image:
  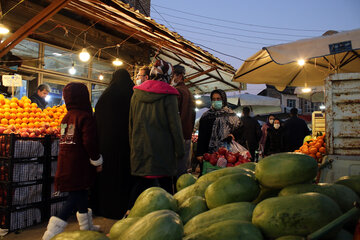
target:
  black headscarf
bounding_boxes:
[92,68,134,218]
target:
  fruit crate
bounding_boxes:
[0,203,45,232]
[0,134,46,159]
[49,198,67,217]
[0,181,44,207]
[0,158,44,183]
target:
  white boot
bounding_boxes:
[76,209,100,231]
[42,216,67,240]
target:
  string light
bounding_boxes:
[112,58,123,66]
[297,59,305,66]
[68,62,76,75]
[194,94,201,99]
[319,105,325,110]
[79,48,90,62]
[0,23,10,35]
[195,99,202,105]
[98,73,104,80]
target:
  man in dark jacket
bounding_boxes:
[283,107,311,152]
[238,106,262,161]
[172,65,195,177]
[29,84,51,109]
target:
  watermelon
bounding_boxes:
[255,152,317,189]
[252,193,342,238]
[51,231,109,240]
[196,166,255,185]
[119,210,183,240]
[184,202,255,236]
[128,187,177,218]
[176,173,197,192]
[236,162,256,171]
[108,217,140,240]
[205,173,260,209]
[183,220,263,240]
[177,196,208,224]
[335,175,360,196]
[252,186,280,205]
[173,181,212,206]
[333,229,353,240]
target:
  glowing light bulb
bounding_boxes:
[319,105,326,110]
[98,74,104,80]
[69,66,76,75]
[0,24,10,35]
[194,94,201,99]
[79,48,90,62]
[45,95,51,101]
[298,59,305,66]
[302,87,311,93]
[236,112,242,117]
[195,108,199,112]
[112,58,123,66]
[195,100,203,105]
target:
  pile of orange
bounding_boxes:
[295,134,326,162]
[0,94,66,129]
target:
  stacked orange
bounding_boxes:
[295,134,326,162]
[0,94,66,129]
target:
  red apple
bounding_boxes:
[29,132,36,138]
[209,153,218,166]
[0,127,6,134]
[20,132,30,138]
[3,129,12,134]
[8,125,16,132]
[34,128,41,136]
[226,163,234,167]
[46,127,54,135]
[217,147,228,155]
[226,152,237,164]
[234,161,241,166]
[203,153,211,161]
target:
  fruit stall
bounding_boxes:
[0,94,66,233]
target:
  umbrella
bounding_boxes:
[233,29,360,91]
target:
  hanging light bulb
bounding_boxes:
[0,23,10,35]
[302,87,311,93]
[69,63,76,75]
[98,73,104,80]
[79,48,90,62]
[297,59,305,66]
[194,94,201,99]
[195,99,203,105]
[112,58,123,66]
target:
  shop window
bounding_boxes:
[43,82,65,107]
[10,39,39,68]
[91,84,107,108]
[44,45,88,78]
[13,80,28,99]
[91,59,115,83]
[287,99,296,108]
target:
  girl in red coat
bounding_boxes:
[42,83,103,240]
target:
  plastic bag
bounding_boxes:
[229,140,251,159]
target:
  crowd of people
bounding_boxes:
[41,60,310,240]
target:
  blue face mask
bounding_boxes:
[212,100,223,110]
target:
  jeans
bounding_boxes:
[57,190,88,221]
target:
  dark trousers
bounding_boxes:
[57,190,88,221]
[128,176,173,210]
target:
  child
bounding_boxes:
[42,83,103,240]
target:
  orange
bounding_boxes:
[15,118,22,124]
[24,107,31,113]
[23,112,29,118]
[10,108,17,114]
[36,108,42,113]
[1,119,8,125]
[21,123,27,128]
[4,112,11,119]
[302,148,309,155]
[314,143,322,149]
[28,123,34,128]
[29,112,36,118]
[309,147,318,154]
[34,122,41,128]
[31,107,37,113]
[0,108,4,114]
[0,113,4,119]
[23,102,31,108]
[309,153,316,159]
[319,147,326,153]
[10,102,18,108]
[22,117,29,124]
[24,99,31,104]
[17,108,24,113]
[31,103,38,108]
[17,100,24,108]
[16,113,23,119]
[4,99,10,105]
[2,104,10,109]
[15,124,21,129]
[10,113,16,119]
[28,117,35,123]
[317,140,324,146]
[10,97,18,103]
[8,119,15,125]
[316,152,322,158]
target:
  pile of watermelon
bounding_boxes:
[203,147,251,167]
[53,153,360,240]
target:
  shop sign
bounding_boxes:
[2,75,23,87]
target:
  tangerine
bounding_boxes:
[1,119,8,125]
[309,147,318,154]
[319,147,326,153]
[31,103,38,108]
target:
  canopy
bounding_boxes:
[233,29,360,91]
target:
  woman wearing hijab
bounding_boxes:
[92,69,134,219]
[264,118,285,156]
[196,89,241,162]
[259,114,275,156]
[128,60,184,208]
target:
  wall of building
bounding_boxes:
[122,0,151,16]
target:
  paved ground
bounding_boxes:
[3,215,117,240]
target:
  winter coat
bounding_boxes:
[129,80,185,177]
[264,127,284,155]
[55,83,100,192]
[238,116,262,153]
[175,82,196,140]
[93,69,134,219]
[29,93,47,110]
[283,116,310,152]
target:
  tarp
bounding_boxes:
[233,29,360,91]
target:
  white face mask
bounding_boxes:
[269,119,274,124]
[274,123,280,129]
[136,79,142,85]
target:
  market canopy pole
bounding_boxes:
[0,0,72,58]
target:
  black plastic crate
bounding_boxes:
[0,182,43,207]
[0,159,44,183]
[50,198,67,217]
[51,158,58,177]
[0,204,44,232]
[0,134,45,159]
[51,139,60,157]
